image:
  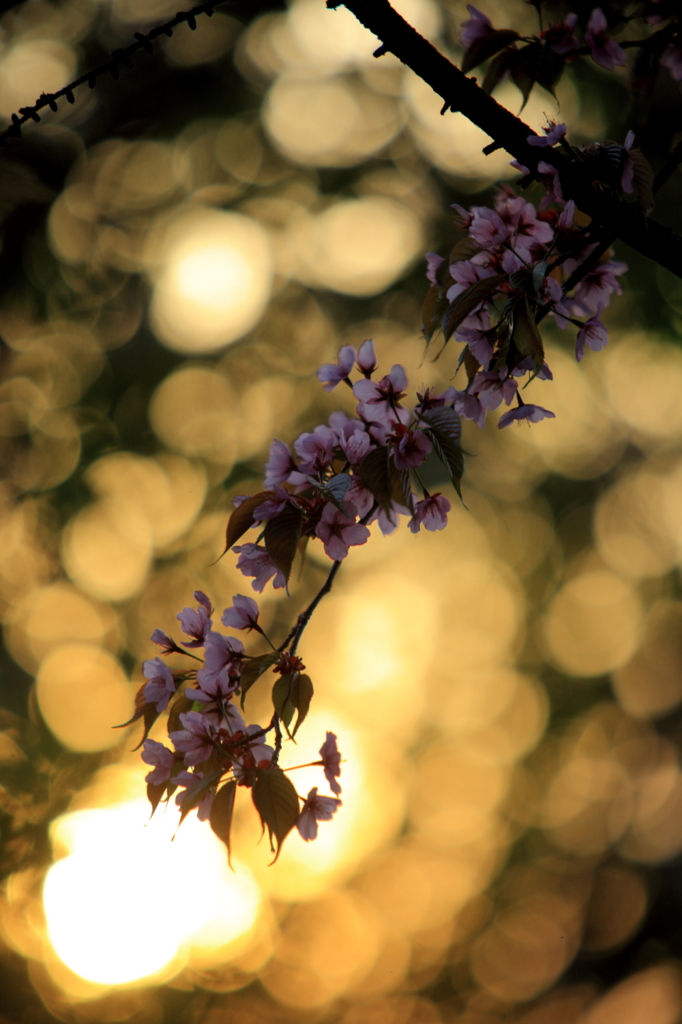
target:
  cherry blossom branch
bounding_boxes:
[330,0,682,278]
[0,0,224,146]
[289,559,343,657]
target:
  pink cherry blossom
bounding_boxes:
[537,161,563,209]
[296,787,342,841]
[221,594,260,630]
[315,501,371,561]
[175,771,214,822]
[467,207,510,251]
[141,738,175,785]
[542,13,578,56]
[263,439,296,488]
[661,43,682,84]
[585,8,626,70]
[459,4,492,49]
[353,365,408,427]
[292,425,336,477]
[471,370,518,410]
[177,593,213,648]
[317,345,356,392]
[455,327,494,366]
[189,632,244,703]
[425,253,444,285]
[570,259,627,315]
[527,121,567,147]
[408,493,451,534]
[253,486,293,522]
[319,732,342,795]
[446,259,497,304]
[170,710,216,766]
[498,403,556,428]
[233,543,286,593]
[150,629,178,654]
[453,391,487,429]
[390,426,432,470]
[575,317,609,362]
[339,427,373,466]
[356,339,377,375]
[142,657,176,712]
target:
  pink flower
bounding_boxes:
[453,391,487,429]
[176,591,213,648]
[317,345,356,392]
[585,8,626,70]
[454,327,494,366]
[141,738,175,785]
[471,370,518,410]
[408,493,451,534]
[542,13,578,56]
[150,629,178,654]
[142,657,176,712]
[175,771,214,822]
[353,365,409,428]
[221,594,260,631]
[263,439,296,489]
[575,317,608,361]
[570,259,627,315]
[319,732,342,796]
[357,339,378,375]
[233,543,286,593]
[493,192,553,259]
[315,501,371,561]
[170,710,216,766]
[339,427,373,466]
[292,425,336,478]
[189,632,244,703]
[253,486,293,522]
[537,161,564,209]
[446,259,497,304]
[390,426,432,470]
[467,207,510,251]
[527,120,567,147]
[661,43,682,84]
[296,787,342,842]
[425,253,444,285]
[498,403,556,428]
[459,4,492,49]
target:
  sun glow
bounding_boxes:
[43,797,262,986]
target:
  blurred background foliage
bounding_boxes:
[0,0,682,1022]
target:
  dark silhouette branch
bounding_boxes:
[0,1,223,147]
[329,0,682,279]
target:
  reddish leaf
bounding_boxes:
[482,45,517,95]
[461,28,520,74]
[630,150,655,213]
[508,43,541,110]
[535,44,565,98]
[422,283,447,344]
[263,503,303,585]
[272,672,315,738]
[448,236,480,265]
[210,780,237,868]
[252,766,300,861]
[442,275,505,347]
[147,780,167,817]
[217,491,274,561]
[511,295,544,370]
[167,693,193,736]
[417,407,464,501]
[240,652,280,709]
[358,445,393,513]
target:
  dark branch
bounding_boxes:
[330,0,682,279]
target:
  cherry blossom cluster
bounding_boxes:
[123,345,463,859]
[422,117,640,430]
[220,340,462,596]
[460,4,681,93]
[123,589,342,859]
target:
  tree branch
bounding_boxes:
[330,0,682,279]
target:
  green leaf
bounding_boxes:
[510,295,544,371]
[461,28,520,74]
[263,503,303,585]
[240,652,280,709]
[252,766,300,861]
[217,491,274,561]
[417,407,464,502]
[210,780,237,868]
[441,275,505,349]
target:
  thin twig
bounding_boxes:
[0,1,223,146]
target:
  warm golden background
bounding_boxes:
[0,0,682,1022]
